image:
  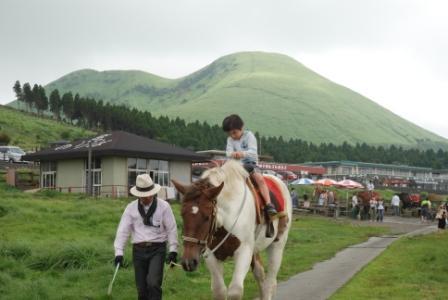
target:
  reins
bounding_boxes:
[182,181,248,259]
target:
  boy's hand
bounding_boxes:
[232,152,244,159]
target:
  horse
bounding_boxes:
[399,192,421,210]
[356,191,382,220]
[172,160,292,300]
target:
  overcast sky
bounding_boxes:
[1,0,447,138]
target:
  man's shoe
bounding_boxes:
[265,203,277,216]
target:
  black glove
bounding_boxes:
[114,255,123,267]
[165,252,177,266]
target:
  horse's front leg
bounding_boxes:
[228,243,253,300]
[205,254,226,300]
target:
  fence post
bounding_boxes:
[6,169,16,186]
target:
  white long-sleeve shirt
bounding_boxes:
[225,130,258,164]
[391,195,400,206]
[114,198,178,256]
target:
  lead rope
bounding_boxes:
[203,182,248,259]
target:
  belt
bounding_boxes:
[133,241,166,248]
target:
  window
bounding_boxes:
[41,161,57,188]
[85,158,102,196]
[128,158,170,188]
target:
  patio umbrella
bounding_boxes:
[336,179,364,189]
[314,178,337,186]
[290,178,315,185]
[336,179,364,213]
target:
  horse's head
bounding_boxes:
[172,179,224,272]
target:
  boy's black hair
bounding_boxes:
[222,114,244,132]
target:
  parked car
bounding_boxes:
[0,146,26,163]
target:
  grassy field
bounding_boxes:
[0,180,389,300]
[331,232,448,300]
[9,52,448,149]
[0,105,95,151]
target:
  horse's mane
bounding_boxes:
[201,160,249,199]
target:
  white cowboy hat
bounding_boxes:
[130,173,161,198]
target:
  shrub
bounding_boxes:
[0,132,10,145]
[60,130,71,139]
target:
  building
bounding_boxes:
[23,131,207,197]
[302,160,433,181]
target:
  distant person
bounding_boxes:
[114,174,178,300]
[290,188,299,208]
[351,193,359,219]
[318,192,326,206]
[436,205,447,231]
[369,197,377,222]
[376,200,385,222]
[303,193,310,208]
[391,194,401,216]
[420,197,432,223]
[367,180,375,199]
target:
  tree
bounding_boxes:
[61,92,74,123]
[22,82,33,112]
[49,89,61,120]
[32,84,40,114]
[35,85,48,115]
[13,81,23,110]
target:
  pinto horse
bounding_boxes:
[172,160,292,300]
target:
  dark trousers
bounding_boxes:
[133,244,166,300]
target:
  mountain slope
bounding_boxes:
[0,105,94,151]
[10,52,448,149]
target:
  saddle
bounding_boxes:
[247,176,287,224]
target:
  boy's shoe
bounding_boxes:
[265,203,278,216]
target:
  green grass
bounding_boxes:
[9,51,448,149]
[0,179,388,300]
[0,105,95,151]
[331,232,448,300]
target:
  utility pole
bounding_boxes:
[87,141,92,196]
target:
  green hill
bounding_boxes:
[0,105,94,151]
[9,51,448,149]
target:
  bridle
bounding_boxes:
[182,195,218,248]
[182,181,248,258]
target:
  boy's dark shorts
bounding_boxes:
[243,161,259,175]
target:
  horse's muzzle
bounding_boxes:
[182,258,199,272]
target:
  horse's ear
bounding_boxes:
[171,179,188,195]
[204,182,224,200]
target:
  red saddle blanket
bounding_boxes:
[248,176,286,224]
[263,176,286,212]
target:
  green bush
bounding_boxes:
[0,132,10,145]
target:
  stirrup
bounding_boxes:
[265,221,275,238]
[265,204,277,216]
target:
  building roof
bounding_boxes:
[302,160,432,172]
[23,131,208,162]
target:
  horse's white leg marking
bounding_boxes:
[263,240,287,300]
[252,253,266,300]
[205,254,227,300]
[228,243,253,300]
